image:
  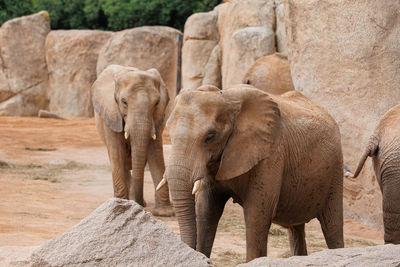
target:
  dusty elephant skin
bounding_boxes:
[160,85,344,262]
[30,198,213,267]
[242,53,294,95]
[351,104,400,244]
[92,65,174,217]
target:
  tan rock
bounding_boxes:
[0,11,50,116]
[0,58,11,103]
[97,26,182,101]
[242,53,294,95]
[285,0,400,227]
[182,40,217,90]
[184,11,218,41]
[217,0,276,88]
[275,0,287,53]
[0,246,36,267]
[30,198,213,267]
[224,26,275,87]
[202,44,222,88]
[239,244,400,267]
[46,30,113,117]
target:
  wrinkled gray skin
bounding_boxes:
[164,84,344,261]
[92,65,174,216]
[351,104,400,244]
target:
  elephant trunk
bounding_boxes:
[165,164,197,249]
[128,116,152,206]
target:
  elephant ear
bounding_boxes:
[147,68,170,133]
[92,65,123,132]
[216,85,281,180]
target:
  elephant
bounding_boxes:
[92,64,174,216]
[350,103,400,244]
[157,84,344,261]
[242,53,294,95]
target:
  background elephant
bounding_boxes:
[351,104,400,244]
[158,84,344,261]
[92,64,174,216]
[242,53,294,95]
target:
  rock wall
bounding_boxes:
[182,0,288,90]
[285,0,400,227]
[46,30,113,117]
[97,26,182,102]
[0,11,50,116]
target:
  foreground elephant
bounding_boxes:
[242,53,294,95]
[351,104,400,244]
[158,84,344,261]
[92,65,174,216]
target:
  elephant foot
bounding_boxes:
[152,205,175,217]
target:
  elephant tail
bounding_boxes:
[352,135,379,178]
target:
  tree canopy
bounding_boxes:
[0,0,221,31]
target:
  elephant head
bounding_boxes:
[158,84,281,248]
[92,65,169,201]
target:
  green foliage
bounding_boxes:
[0,0,35,25]
[0,0,221,31]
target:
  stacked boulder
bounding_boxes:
[182,0,286,90]
[0,11,50,116]
[285,0,400,227]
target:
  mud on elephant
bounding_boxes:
[157,84,344,261]
[351,104,400,244]
[92,65,174,216]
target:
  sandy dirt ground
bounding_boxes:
[0,117,384,266]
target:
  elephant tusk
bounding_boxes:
[192,179,202,195]
[152,134,156,140]
[130,170,133,176]
[124,131,129,140]
[156,178,167,191]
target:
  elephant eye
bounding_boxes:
[121,98,128,107]
[204,132,216,144]
[246,79,251,85]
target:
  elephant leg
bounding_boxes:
[243,204,273,262]
[104,129,130,199]
[288,224,307,255]
[196,187,229,257]
[317,172,344,249]
[381,176,400,244]
[147,136,174,216]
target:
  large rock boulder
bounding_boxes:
[182,11,219,90]
[0,11,50,116]
[239,245,400,266]
[46,30,112,117]
[97,26,182,101]
[46,30,113,117]
[30,198,212,267]
[285,0,400,227]
[242,53,294,95]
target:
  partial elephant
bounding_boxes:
[242,53,294,95]
[92,64,174,216]
[351,104,400,244]
[158,84,344,261]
